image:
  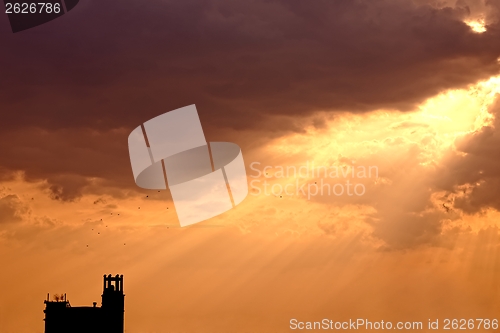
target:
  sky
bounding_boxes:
[1,0,500,332]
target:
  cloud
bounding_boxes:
[0,0,499,197]
[0,127,137,200]
[0,0,499,134]
[435,98,500,213]
[0,0,499,231]
[0,194,29,225]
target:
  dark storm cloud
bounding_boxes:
[0,0,499,198]
[0,0,499,132]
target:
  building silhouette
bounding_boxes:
[43,274,125,333]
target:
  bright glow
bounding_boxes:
[269,76,500,168]
[465,19,487,33]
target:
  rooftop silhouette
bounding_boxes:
[43,274,125,333]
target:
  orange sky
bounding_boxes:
[2,1,500,332]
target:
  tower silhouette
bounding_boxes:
[102,274,125,333]
[43,274,125,333]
